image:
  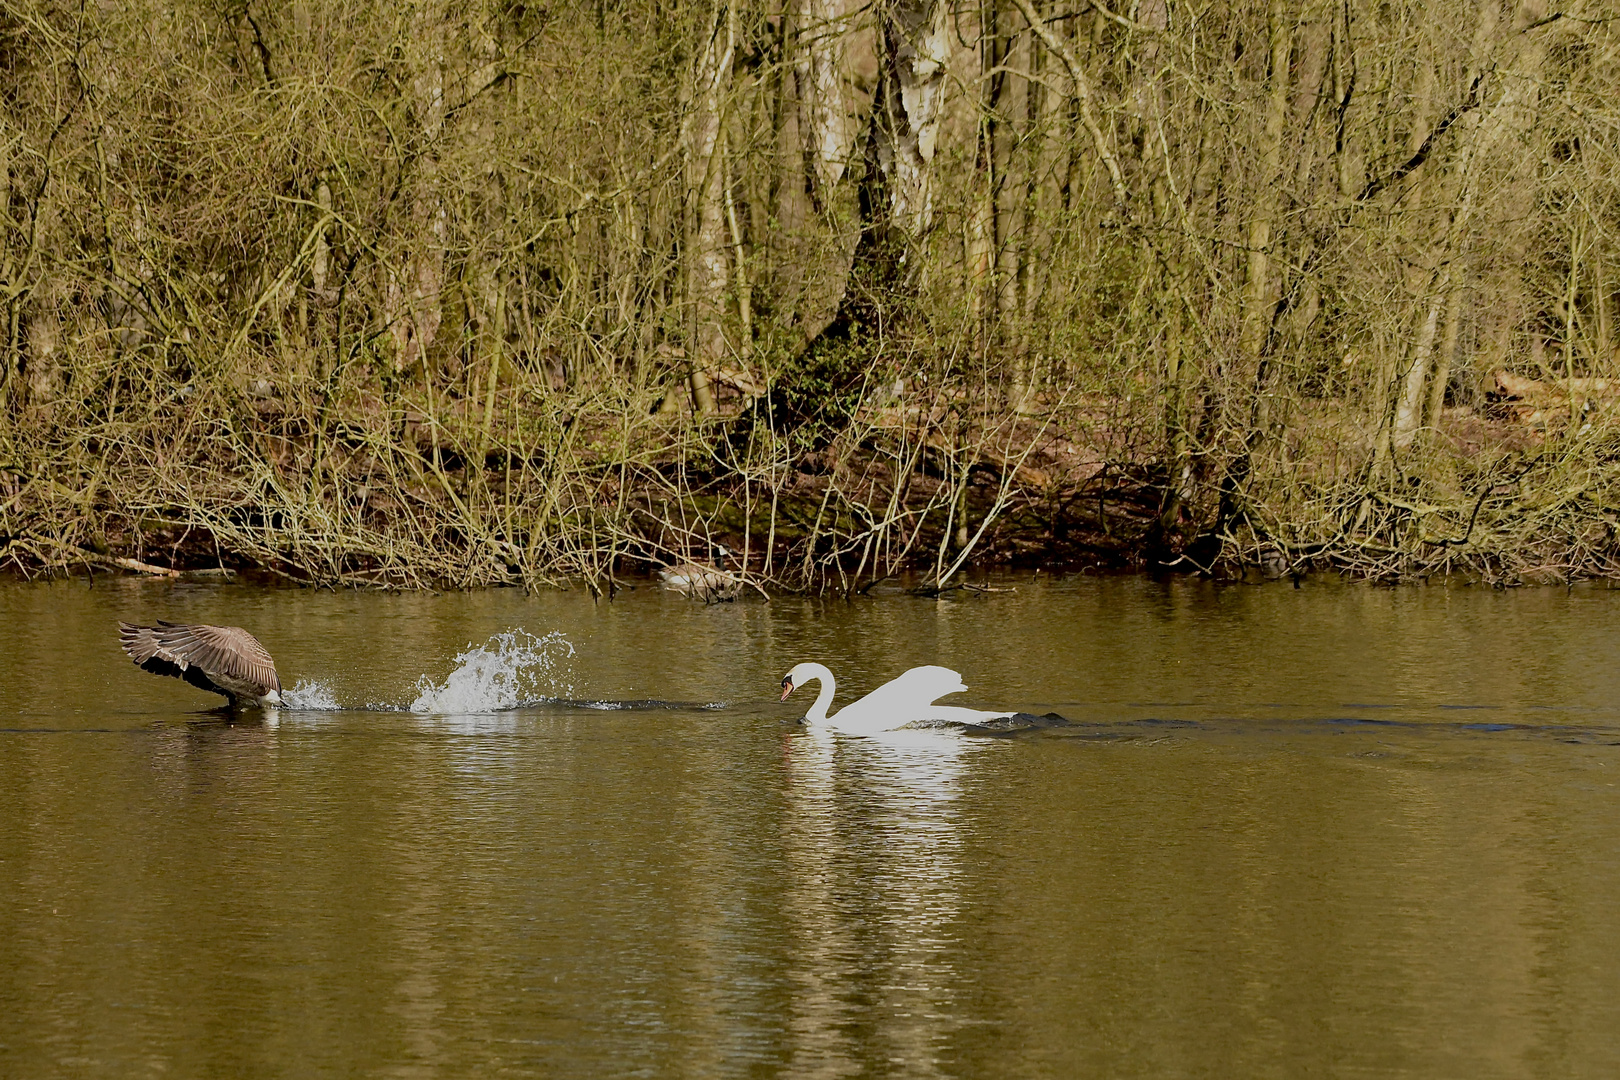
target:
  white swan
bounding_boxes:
[779,662,1014,736]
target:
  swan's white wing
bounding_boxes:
[847,665,965,710]
[830,666,969,733]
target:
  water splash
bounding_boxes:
[282,679,340,710]
[411,630,576,714]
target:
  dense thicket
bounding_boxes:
[1,0,1617,589]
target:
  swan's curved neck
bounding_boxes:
[800,663,837,724]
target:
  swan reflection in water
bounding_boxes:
[779,725,991,1076]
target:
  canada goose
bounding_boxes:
[658,563,739,601]
[657,545,739,602]
[118,621,282,706]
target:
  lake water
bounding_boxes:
[2,573,1619,1077]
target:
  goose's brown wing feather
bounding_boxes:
[118,622,162,665]
[119,622,281,696]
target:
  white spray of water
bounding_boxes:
[281,679,340,710]
[410,629,577,714]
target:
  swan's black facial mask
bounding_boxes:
[780,675,795,701]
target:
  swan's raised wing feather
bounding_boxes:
[844,665,967,717]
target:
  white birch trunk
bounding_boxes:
[795,0,860,202]
[873,0,949,261]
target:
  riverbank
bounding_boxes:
[3,366,1610,592]
[4,0,1616,593]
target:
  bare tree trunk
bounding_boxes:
[25,287,61,405]
[871,0,950,273]
[1426,283,1467,431]
[1390,42,1440,448]
[723,133,754,366]
[1393,294,1444,448]
[17,173,61,407]
[0,118,14,400]
[1596,235,1614,366]
[1009,0,1126,207]
[966,1,997,357]
[1128,0,1195,536]
[795,0,861,206]
[1014,0,1067,408]
[684,0,736,414]
[311,178,332,327]
[989,1,1017,347]
[808,0,949,352]
[1237,0,1295,366]
[384,4,448,378]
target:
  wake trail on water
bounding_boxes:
[409,629,577,713]
[274,630,720,714]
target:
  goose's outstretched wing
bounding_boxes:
[118,621,281,700]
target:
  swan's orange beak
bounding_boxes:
[780,675,795,701]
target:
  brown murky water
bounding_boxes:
[2,574,1619,1077]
